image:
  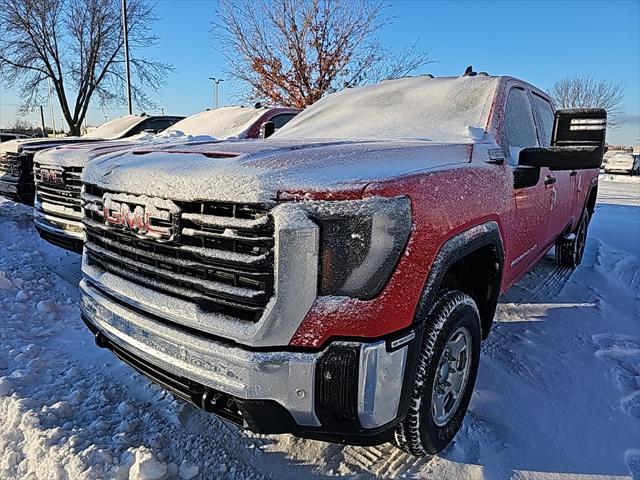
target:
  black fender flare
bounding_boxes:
[413,221,505,337]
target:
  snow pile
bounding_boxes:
[273,75,499,143]
[0,178,639,479]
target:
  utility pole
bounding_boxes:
[39,106,46,138]
[121,0,133,115]
[208,77,224,109]
[48,80,56,136]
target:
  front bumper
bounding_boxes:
[80,279,412,441]
[604,162,634,173]
[34,203,84,252]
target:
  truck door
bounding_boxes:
[503,86,551,282]
[531,93,575,241]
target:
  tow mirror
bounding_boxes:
[519,108,607,170]
[260,121,275,139]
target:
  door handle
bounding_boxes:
[569,171,578,177]
[544,175,557,185]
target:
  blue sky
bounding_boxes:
[1,0,638,144]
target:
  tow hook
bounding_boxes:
[94,332,109,348]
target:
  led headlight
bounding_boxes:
[304,196,412,299]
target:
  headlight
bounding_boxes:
[303,196,412,299]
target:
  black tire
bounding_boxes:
[394,290,481,457]
[555,210,588,268]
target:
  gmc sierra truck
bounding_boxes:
[0,114,182,205]
[33,106,299,252]
[78,73,605,456]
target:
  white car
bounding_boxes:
[603,153,637,175]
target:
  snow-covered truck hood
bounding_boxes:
[34,132,215,168]
[83,139,471,203]
[0,136,105,155]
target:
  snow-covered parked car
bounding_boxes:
[0,132,29,142]
[0,114,183,205]
[33,105,299,252]
[78,73,606,456]
[603,152,637,175]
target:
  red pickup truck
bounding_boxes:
[79,73,606,456]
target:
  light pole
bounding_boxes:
[208,77,224,109]
[121,0,133,115]
[48,79,56,136]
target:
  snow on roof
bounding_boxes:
[164,107,269,139]
[273,76,500,143]
[83,115,145,140]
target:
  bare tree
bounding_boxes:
[549,74,625,127]
[213,0,432,107]
[0,0,172,136]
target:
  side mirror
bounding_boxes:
[519,108,607,170]
[260,121,275,139]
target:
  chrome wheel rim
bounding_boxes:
[431,326,472,427]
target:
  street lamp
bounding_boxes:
[208,77,224,109]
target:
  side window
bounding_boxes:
[269,113,297,130]
[503,87,538,162]
[532,94,554,147]
[129,118,178,135]
[138,119,177,134]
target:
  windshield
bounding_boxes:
[83,115,144,140]
[273,76,499,143]
[164,107,269,139]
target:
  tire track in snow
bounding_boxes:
[340,443,430,478]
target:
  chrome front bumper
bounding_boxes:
[34,205,84,241]
[80,278,408,429]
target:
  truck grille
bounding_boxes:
[82,183,276,322]
[0,152,21,177]
[34,164,83,216]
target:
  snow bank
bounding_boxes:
[273,75,499,143]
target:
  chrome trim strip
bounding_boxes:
[357,341,408,428]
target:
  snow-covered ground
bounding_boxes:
[0,176,638,480]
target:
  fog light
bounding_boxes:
[315,345,360,427]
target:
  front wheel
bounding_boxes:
[394,290,481,457]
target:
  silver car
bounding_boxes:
[604,153,637,175]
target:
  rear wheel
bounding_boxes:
[555,210,589,268]
[394,290,481,457]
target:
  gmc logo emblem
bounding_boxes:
[40,168,62,183]
[103,201,174,240]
